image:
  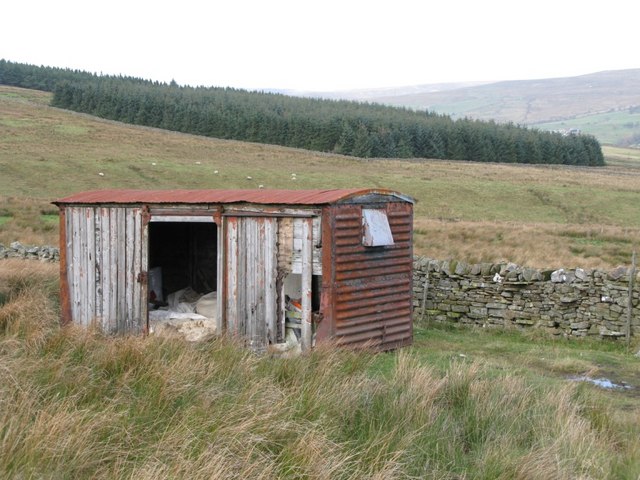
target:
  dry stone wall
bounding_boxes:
[413,257,639,339]
[0,242,59,262]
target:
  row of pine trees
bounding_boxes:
[0,59,605,166]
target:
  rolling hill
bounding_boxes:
[304,69,640,147]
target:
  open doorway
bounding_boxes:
[147,220,218,339]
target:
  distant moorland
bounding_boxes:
[319,69,640,148]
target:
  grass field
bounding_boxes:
[533,109,640,147]
[2,260,640,478]
[2,85,639,268]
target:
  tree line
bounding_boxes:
[0,59,605,166]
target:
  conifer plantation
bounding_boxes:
[0,59,604,166]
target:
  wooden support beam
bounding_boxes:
[301,217,313,351]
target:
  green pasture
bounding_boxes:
[534,109,640,147]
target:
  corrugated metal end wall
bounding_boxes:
[329,202,413,350]
[62,206,146,334]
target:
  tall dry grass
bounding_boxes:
[0,196,59,246]
[1,259,639,478]
[414,218,640,269]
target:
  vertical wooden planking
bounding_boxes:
[140,212,149,334]
[237,218,247,339]
[243,218,255,343]
[264,219,277,344]
[100,208,112,332]
[292,217,322,275]
[78,207,89,326]
[85,208,96,328]
[301,217,313,351]
[94,208,103,329]
[109,208,119,333]
[255,219,266,347]
[312,216,321,274]
[244,219,253,343]
[116,208,126,333]
[278,217,293,271]
[125,208,135,333]
[70,207,81,324]
[226,218,239,335]
[216,218,224,334]
[276,219,287,343]
[132,209,142,334]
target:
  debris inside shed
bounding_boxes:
[149,287,218,342]
[146,220,218,342]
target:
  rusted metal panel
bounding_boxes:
[316,206,336,342]
[54,188,414,207]
[327,201,413,350]
[58,207,72,325]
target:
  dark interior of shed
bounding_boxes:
[148,222,217,300]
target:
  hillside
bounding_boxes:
[1,85,639,269]
[0,59,604,166]
[324,69,640,147]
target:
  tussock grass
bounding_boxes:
[1,261,639,478]
[414,219,640,269]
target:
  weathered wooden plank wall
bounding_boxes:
[301,217,313,351]
[292,216,321,275]
[65,206,145,333]
[224,216,279,348]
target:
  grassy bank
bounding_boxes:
[2,260,640,478]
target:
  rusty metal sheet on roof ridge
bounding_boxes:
[54,188,413,206]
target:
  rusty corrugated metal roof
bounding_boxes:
[54,189,414,206]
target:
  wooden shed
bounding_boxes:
[54,188,415,351]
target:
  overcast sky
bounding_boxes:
[2,0,638,92]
